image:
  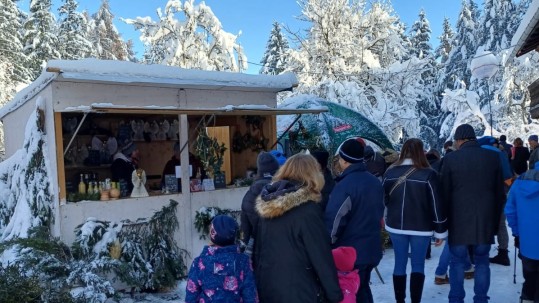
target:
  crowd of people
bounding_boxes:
[184,123,539,303]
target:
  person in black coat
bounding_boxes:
[440,124,505,303]
[254,153,343,303]
[311,149,335,211]
[111,141,139,195]
[240,151,279,255]
[511,137,530,175]
[325,138,385,303]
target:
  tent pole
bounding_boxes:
[270,114,302,149]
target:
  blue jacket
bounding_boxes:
[185,245,258,302]
[505,163,539,260]
[325,163,385,266]
[480,144,513,181]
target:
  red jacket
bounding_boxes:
[337,270,360,303]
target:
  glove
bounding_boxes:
[514,236,520,249]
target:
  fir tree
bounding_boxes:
[22,0,61,79]
[0,0,31,83]
[125,0,247,71]
[439,0,478,91]
[90,0,129,60]
[478,0,515,52]
[260,22,290,75]
[435,17,455,64]
[57,0,94,60]
[409,9,432,59]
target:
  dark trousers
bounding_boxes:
[521,255,539,301]
[356,264,375,303]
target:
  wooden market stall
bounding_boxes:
[0,59,325,258]
[508,0,539,118]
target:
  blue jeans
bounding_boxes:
[389,233,431,275]
[435,243,472,276]
[449,244,491,303]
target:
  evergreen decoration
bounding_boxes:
[73,200,187,291]
[0,226,114,302]
[194,127,227,178]
[194,207,239,240]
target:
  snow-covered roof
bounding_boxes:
[0,59,298,120]
[509,0,539,59]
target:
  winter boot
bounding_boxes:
[410,272,425,303]
[490,248,510,266]
[520,299,533,303]
[393,275,407,303]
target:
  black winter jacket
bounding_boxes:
[382,161,447,238]
[240,177,272,243]
[254,180,343,303]
[440,140,505,246]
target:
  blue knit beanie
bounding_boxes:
[210,215,238,247]
[529,135,538,142]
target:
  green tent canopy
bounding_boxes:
[277,95,394,155]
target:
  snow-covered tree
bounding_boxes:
[260,22,289,75]
[57,0,94,60]
[22,0,61,79]
[0,0,32,84]
[124,0,247,71]
[439,0,479,91]
[287,0,423,141]
[435,18,455,64]
[408,9,441,148]
[478,0,515,52]
[409,9,432,59]
[89,0,129,60]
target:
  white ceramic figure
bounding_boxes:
[157,120,170,141]
[131,168,149,198]
[168,119,179,140]
[132,120,145,141]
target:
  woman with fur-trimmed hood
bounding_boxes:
[253,153,343,303]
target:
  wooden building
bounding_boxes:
[0,59,324,258]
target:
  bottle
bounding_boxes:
[88,182,94,194]
[78,174,86,194]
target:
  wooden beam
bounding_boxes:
[54,112,67,202]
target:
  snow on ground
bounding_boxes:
[111,239,523,303]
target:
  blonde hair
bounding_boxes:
[273,153,324,193]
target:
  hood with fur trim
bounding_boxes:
[255,180,321,219]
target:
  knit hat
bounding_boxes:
[337,138,364,163]
[257,151,280,177]
[453,124,476,140]
[209,215,238,247]
[311,150,330,169]
[332,246,356,272]
[356,137,366,147]
[270,150,287,166]
[528,135,538,142]
[121,140,137,156]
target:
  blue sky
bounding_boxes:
[48,0,463,74]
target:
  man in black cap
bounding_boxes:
[325,138,384,303]
[440,124,505,303]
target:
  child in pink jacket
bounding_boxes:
[332,246,360,303]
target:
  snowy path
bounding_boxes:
[111,240,523,303]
